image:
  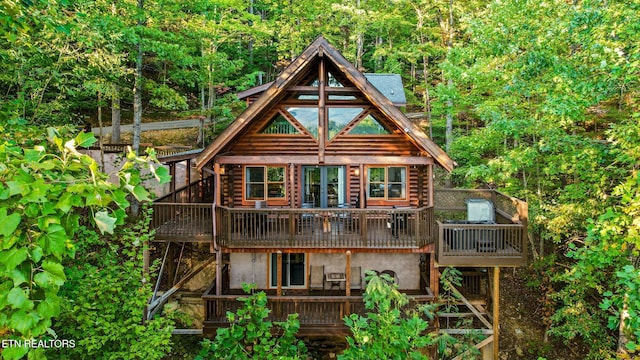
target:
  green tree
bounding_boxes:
[50,208,174,360]
[197,283,307,360]
[0,121,169,359]
[339,271,438,359]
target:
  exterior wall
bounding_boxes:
[309,253,420,290]
[229,252,421,291]
[229,253,268,289]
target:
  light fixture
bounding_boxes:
[353,168,360,177]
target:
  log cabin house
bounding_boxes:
[149,36,528,358]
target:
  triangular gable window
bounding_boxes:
[260,113,301,135]
[286,107,319,139]
[308,72,344,87]
[328,107,364,140]
[348,114,392,135]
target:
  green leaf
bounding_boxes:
[132,185,150,202]
[0,208,21,237]
[94,210,117,234]
[6,180,28,196]
[153,165,171,184]
[2,247,29,271]
[7,287,28,309]
[0,345,29,360]
[10,310,39,335]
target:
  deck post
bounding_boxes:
[429,254,439,297]
[427,163,434,207]
[345,251,351,296]
[186,159,192,202]
[277,251,283,297]
[493,266,500,360]
[215,249,222,295]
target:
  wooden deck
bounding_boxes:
[151,188,528,265]
[434,189,528,267]
[202,288,434,336]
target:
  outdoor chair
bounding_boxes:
[350,266,362,290]
[309,265,325,293]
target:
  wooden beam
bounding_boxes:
[450,286,493,330]
[277,251,283,296]
[345,251,352,296]
[318,58,326,163]
[451,335,494,360]
[215,155,433,166]
[493,267,500,360]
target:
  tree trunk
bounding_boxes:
[132,0,144,156]
[132,0,144,222]
[423,55,433,138]
[444,0,454,188]
[111,86,121,143]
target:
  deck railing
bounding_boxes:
[151,203,213,242]
[216,206,434,249]
[434,189,528,267]
[155,177,214,203]
[202,291,434,335]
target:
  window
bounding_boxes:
[261,114,299,134]
[286,107,319,139]
[348,114,391,135]
[367,166,407,200]
[327,107,364,140]
[245,166,286,201]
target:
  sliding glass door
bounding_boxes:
[302,166,346,208]
[270,253,305,288]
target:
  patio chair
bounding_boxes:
[350,266,362,290]
[309,265,324,293]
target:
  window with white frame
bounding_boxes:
[367,166,407,200]
[245,166,286,201]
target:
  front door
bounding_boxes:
[270,253,306,288]
[302,166,346,208]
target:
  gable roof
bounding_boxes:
[195,36,455,172]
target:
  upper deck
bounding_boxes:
[151,183,527,267]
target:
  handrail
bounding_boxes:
[215,206,434,249]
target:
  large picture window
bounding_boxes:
[245,166,286,201]
[367,166,407,200]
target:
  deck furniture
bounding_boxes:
[326,272,346,291]
[309,265,325,293]
[350,266,362,290]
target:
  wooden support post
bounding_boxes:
[214,163,221,206]
[277,251,283,297]
[427,163,434,207]
[215,249,222,295]
[289,163,295,207]
[186,159,192,202]
[493,266,500,360]
[345,251,352,296]
[170,163,176,202]
[430,254,439,297]
[318,58,326,164]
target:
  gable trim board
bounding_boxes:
[195,36,455,172]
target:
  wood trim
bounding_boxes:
[240,165,289,207]
[216,155,433,165]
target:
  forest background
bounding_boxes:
[0,0,639,359]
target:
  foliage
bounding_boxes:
[437,267,483,360]
[196,283,307,360]
[49,208,174,360]
[0,120,169,359]
[339,271,438,360]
